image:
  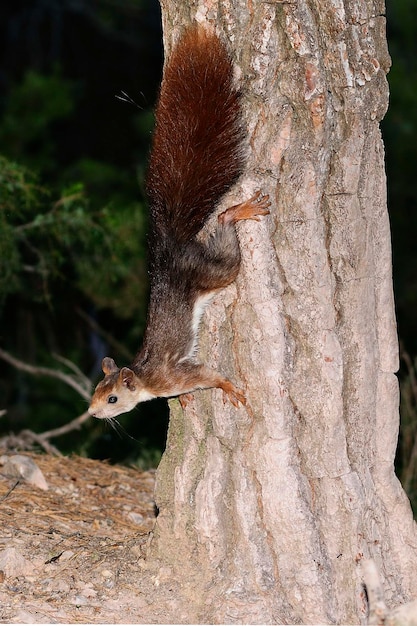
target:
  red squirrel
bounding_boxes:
[88,24,270,420]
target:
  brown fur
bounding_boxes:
[88,26,270,420]
[146,25,245,243]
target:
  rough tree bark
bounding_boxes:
[147,0,417,623]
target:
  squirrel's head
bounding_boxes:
[88,357,155,419]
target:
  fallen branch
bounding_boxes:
[0,411,91,456]
[0,430,63,456]
[0,349,93,455]
[0,347,91,401]
[36,410,90,440]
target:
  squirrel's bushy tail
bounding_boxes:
[146,25,245,243]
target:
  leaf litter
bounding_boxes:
[0,450,177,624]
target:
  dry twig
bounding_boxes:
[38,411,90,440]
[0,347,91,401]
[0,349,93,454]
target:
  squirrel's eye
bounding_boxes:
[108,395,118,404]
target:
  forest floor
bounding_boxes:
[0,450,185,624]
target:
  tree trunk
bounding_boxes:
[149,1,417,623]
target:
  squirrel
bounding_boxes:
[88,24,270,420]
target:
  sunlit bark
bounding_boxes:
[149,1,417,623]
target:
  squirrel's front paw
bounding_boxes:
[221,381,246,407]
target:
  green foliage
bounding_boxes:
[0,152,160,464]
[0,70,76,173]
[0,154,148,319]
[0,2,166,467]
[59,157,149,319]
[0,156,48,304]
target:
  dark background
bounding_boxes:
[0,0,167,466]
[0,0,416,501]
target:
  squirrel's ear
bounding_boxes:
[102,357,119,376]
[120,367,136,391]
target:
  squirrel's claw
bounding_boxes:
[218,191,271,225]
[179,393,194,409]
[221,383,246,407]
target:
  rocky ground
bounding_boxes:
[0,451,184,624]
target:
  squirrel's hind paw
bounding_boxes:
[179,393,194,409]
[219,190,271,225]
